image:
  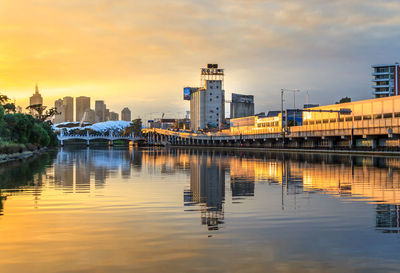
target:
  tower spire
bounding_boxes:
[35,84,39,94]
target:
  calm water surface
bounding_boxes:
[0,147,400,272]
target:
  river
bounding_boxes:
[0,147,399,272]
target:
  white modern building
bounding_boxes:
[186,64,225,131]
[372,63,400,98]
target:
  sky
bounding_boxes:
[1,0,400,120]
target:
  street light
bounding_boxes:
[280,89,301,145]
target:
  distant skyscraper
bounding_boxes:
[110,112,119,121]
[83,109,95,123]
[104,108,110,121]
[95,100,105,122]
[63,96,74,122]
[54,99,66,124]
[121,107,131,121]
[76,96,90,122]
[29,84,43,106]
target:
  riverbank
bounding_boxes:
[0,147,48,165]
[167,144,400,157]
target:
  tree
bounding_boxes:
[336,97,351,104]
[0,95,10,105]
[3,103,16,114]
[123,119,142,137]
[25,104,59,123]
[26,104,47,119]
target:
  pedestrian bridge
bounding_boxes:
[57,131,135,146]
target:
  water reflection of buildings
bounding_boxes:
[185,156,225,230]
[376,204,400,233]
[54,148,139,192]
[142,149,400,233]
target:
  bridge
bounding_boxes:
[57,131,136,146]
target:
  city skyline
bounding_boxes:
[2,0,400,118]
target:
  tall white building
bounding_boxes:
[372,63,400,98]
[187,64,225,130]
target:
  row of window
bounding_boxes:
[257,122,279,128]
[303,112,400,125]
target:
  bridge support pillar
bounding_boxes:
[371,139,377,149]
[86,139,90,146]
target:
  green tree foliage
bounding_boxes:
[0,93,58,150]
[26,104,59,123]
[336,97,351,104]
[0,95,10,105]
[3,103,16,114]
[1,113,57,147]
[123,119,143,137]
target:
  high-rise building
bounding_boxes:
[54,99,66,124]
[372,63,400,98]
[230,93,254,119]
[83,109,95,123]
[29,84,43,106]
[63,96,74,122]
[187,64,225,130]
[76,96,90,122]
[104,108,110,121]
[110,112,119,121]
[121,107,131,121]
[95,100,105,122]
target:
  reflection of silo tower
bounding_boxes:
[186,156,225,230]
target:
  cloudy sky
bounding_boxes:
[1,0,400,119]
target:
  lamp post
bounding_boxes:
[281,89,301,145]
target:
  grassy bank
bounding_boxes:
[0,140,47,164]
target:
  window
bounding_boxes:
[395,112,400,117]
[323,119,329,124]
[354,116,362,121]
[339,118,344,122]
[383,113,393,118]
[210,99,212,101]
[345,117,352,122]
[217,113,219,116]
[210,93,212,95]
[303,121,309,125]
[363,115,371,120]
[316,120,321,124]
[216,96,219,98]
[216,107,219,110]
[216,86,219,89]
[309,121,315,125]
[330,118,336,123]
[210,86,213,89]
[374,114,382,119]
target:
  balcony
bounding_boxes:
[372,72,391,76]
[372,77,390,82]
[372,84,389,88]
